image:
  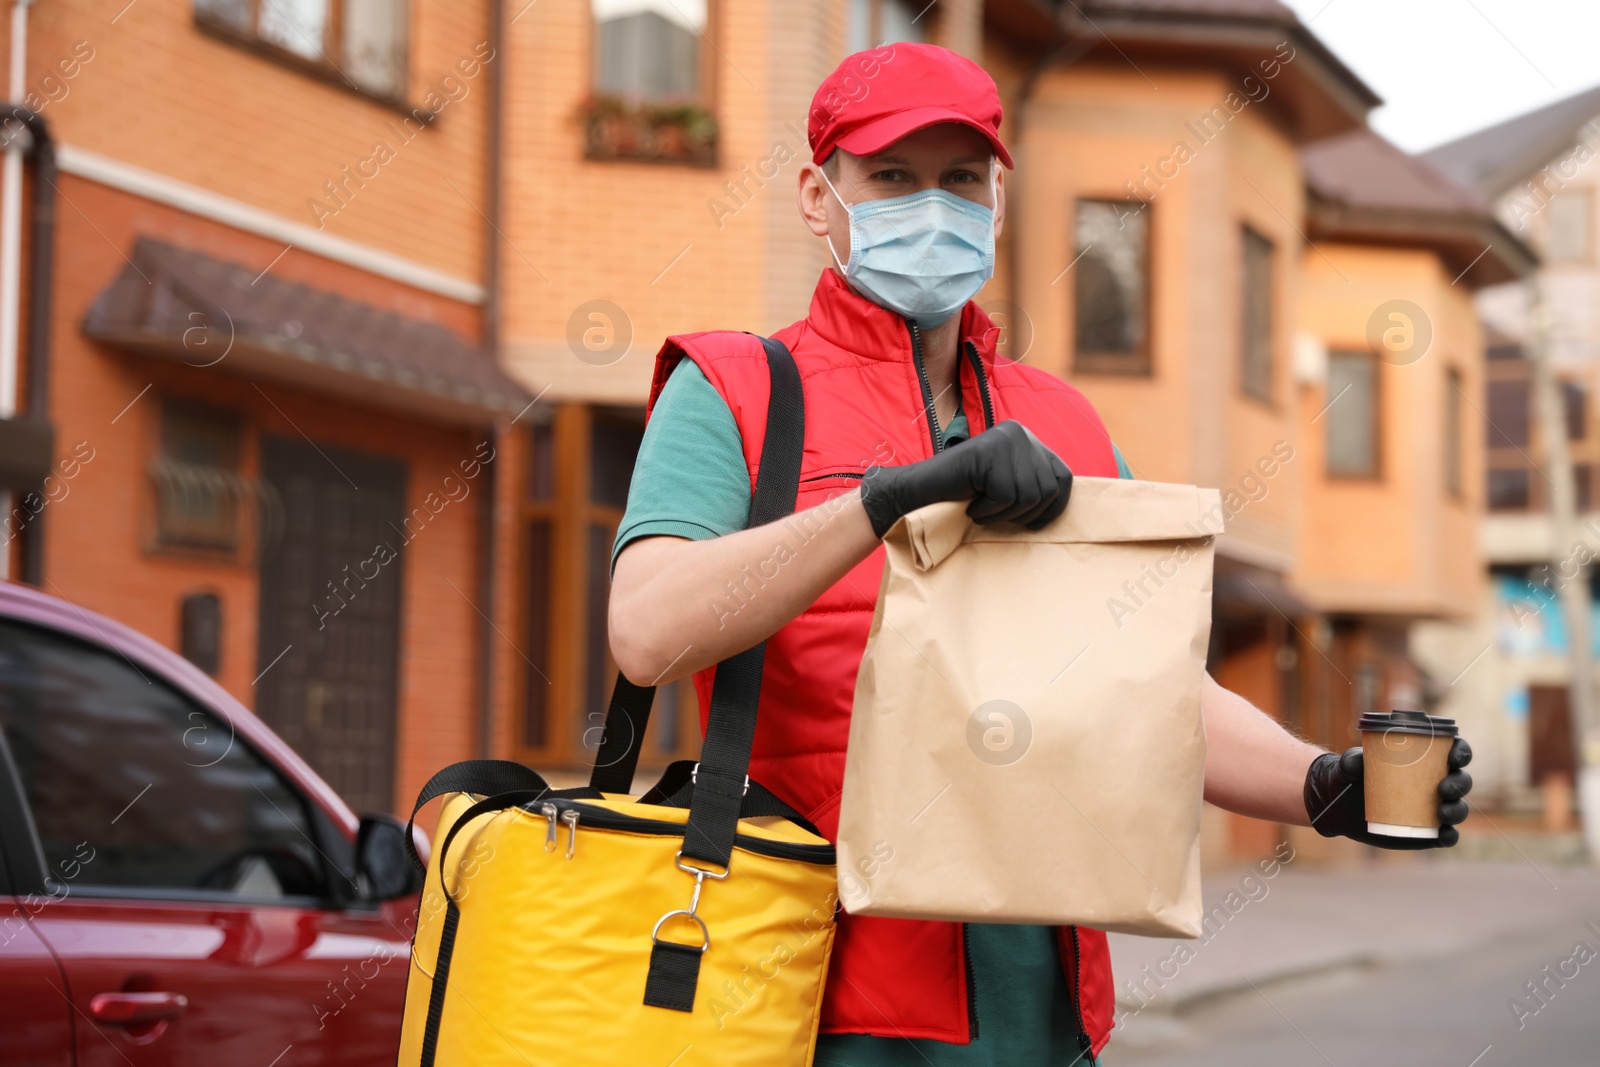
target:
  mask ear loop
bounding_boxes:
[816,165,855,275]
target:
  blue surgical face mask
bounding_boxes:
[820,165,997,330]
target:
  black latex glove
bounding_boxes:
[1303,738,1473,850]
[859,420,1073,538]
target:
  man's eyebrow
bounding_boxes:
[858,153,990,167]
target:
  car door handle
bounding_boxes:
[89,991,189,1025]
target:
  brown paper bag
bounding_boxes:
[837,478,1220,938]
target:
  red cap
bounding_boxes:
[808,43,1014,169]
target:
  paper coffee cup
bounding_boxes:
[1358,710,1457,838]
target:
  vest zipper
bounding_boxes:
[962,922,979,1039]
[906,320,944,455]
[1068,925,1094,1061]
[963,340,996,431]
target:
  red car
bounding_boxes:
[0,581,422,1065]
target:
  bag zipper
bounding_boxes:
[1068,925,1094,1062]
[523,797,836,866]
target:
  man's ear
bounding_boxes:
[993,166,1007,241]
[798,163,831,237]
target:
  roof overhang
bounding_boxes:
[83,238,535,429]
[986,0,1380,143]
[1305,196,1539,288]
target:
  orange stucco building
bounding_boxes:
[0,0,1533,863]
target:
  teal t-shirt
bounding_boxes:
[614,359,1128,1065]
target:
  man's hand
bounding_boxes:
[1303,739,1473,849]
[859,420,1072,538]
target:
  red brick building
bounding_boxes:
[0,0,527,816]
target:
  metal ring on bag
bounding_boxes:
[651,909,711,953]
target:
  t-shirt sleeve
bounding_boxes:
[612,358,751,568]
[1112,443,1135,480]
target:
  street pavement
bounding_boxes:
[1101,856,1600,1066]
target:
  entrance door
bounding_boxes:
[1529,684,1578,785]
[257,435,407,815]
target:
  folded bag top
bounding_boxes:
[903,478,1224,571]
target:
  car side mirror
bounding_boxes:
[356,814,424,901]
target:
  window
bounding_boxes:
[152,400,245,552]
[1488,468,1531,511]
[517,407,698,770]
[847,0,928,51]
[1240,225,1275,403]
[1445,368,1463,497]
[587,0,717,165]
[1546,191,1592,263]
[1326,350,1378,478]
[1486,379,1531,449]
[195,0,409,100]
[1072,199,1151,375]
[1563,380,1587,441]
[0,619,329,900]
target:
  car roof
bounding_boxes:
[0,580,359,834]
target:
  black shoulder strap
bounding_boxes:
[588,336,804,803]
[403,759,551,872]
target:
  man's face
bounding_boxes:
[799,122,1006,265]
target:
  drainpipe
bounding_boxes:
[6,103,55,586]
[0,0,31,581]
[482,0,503,356]
[474,0,505,759]
[474,436,498,759]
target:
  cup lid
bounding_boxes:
[1358,709,1458,737]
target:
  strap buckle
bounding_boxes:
[652,850,726,956]
[690,762,750,796]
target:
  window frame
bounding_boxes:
[194,0,414,111]
[1485,360,1537,512]
[0,617,349,908]
[513,408,700,773]
[1444,366,1464,499]
[1545,188,1594,264]
[1239,223,1276,405]
[1324,348,1382,481]
[584,0,721,167]
[151,397,247,557]
[848,0,935,51]
[1070,197,1154,377]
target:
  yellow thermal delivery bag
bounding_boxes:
[396,339,837,1066]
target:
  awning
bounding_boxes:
[1212,558,1315,619]
[83,237,535,427]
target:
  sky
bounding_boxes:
[1278,0,1600,152]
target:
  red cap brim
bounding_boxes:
[826,106,1014,169]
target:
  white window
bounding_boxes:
[847,0,927,52]
[195,0,410,99]
[593,0,707,103]
[1546,190,1593,263]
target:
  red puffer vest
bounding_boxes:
[646,270,1120,1056]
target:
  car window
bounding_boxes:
[0,619,329,902]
